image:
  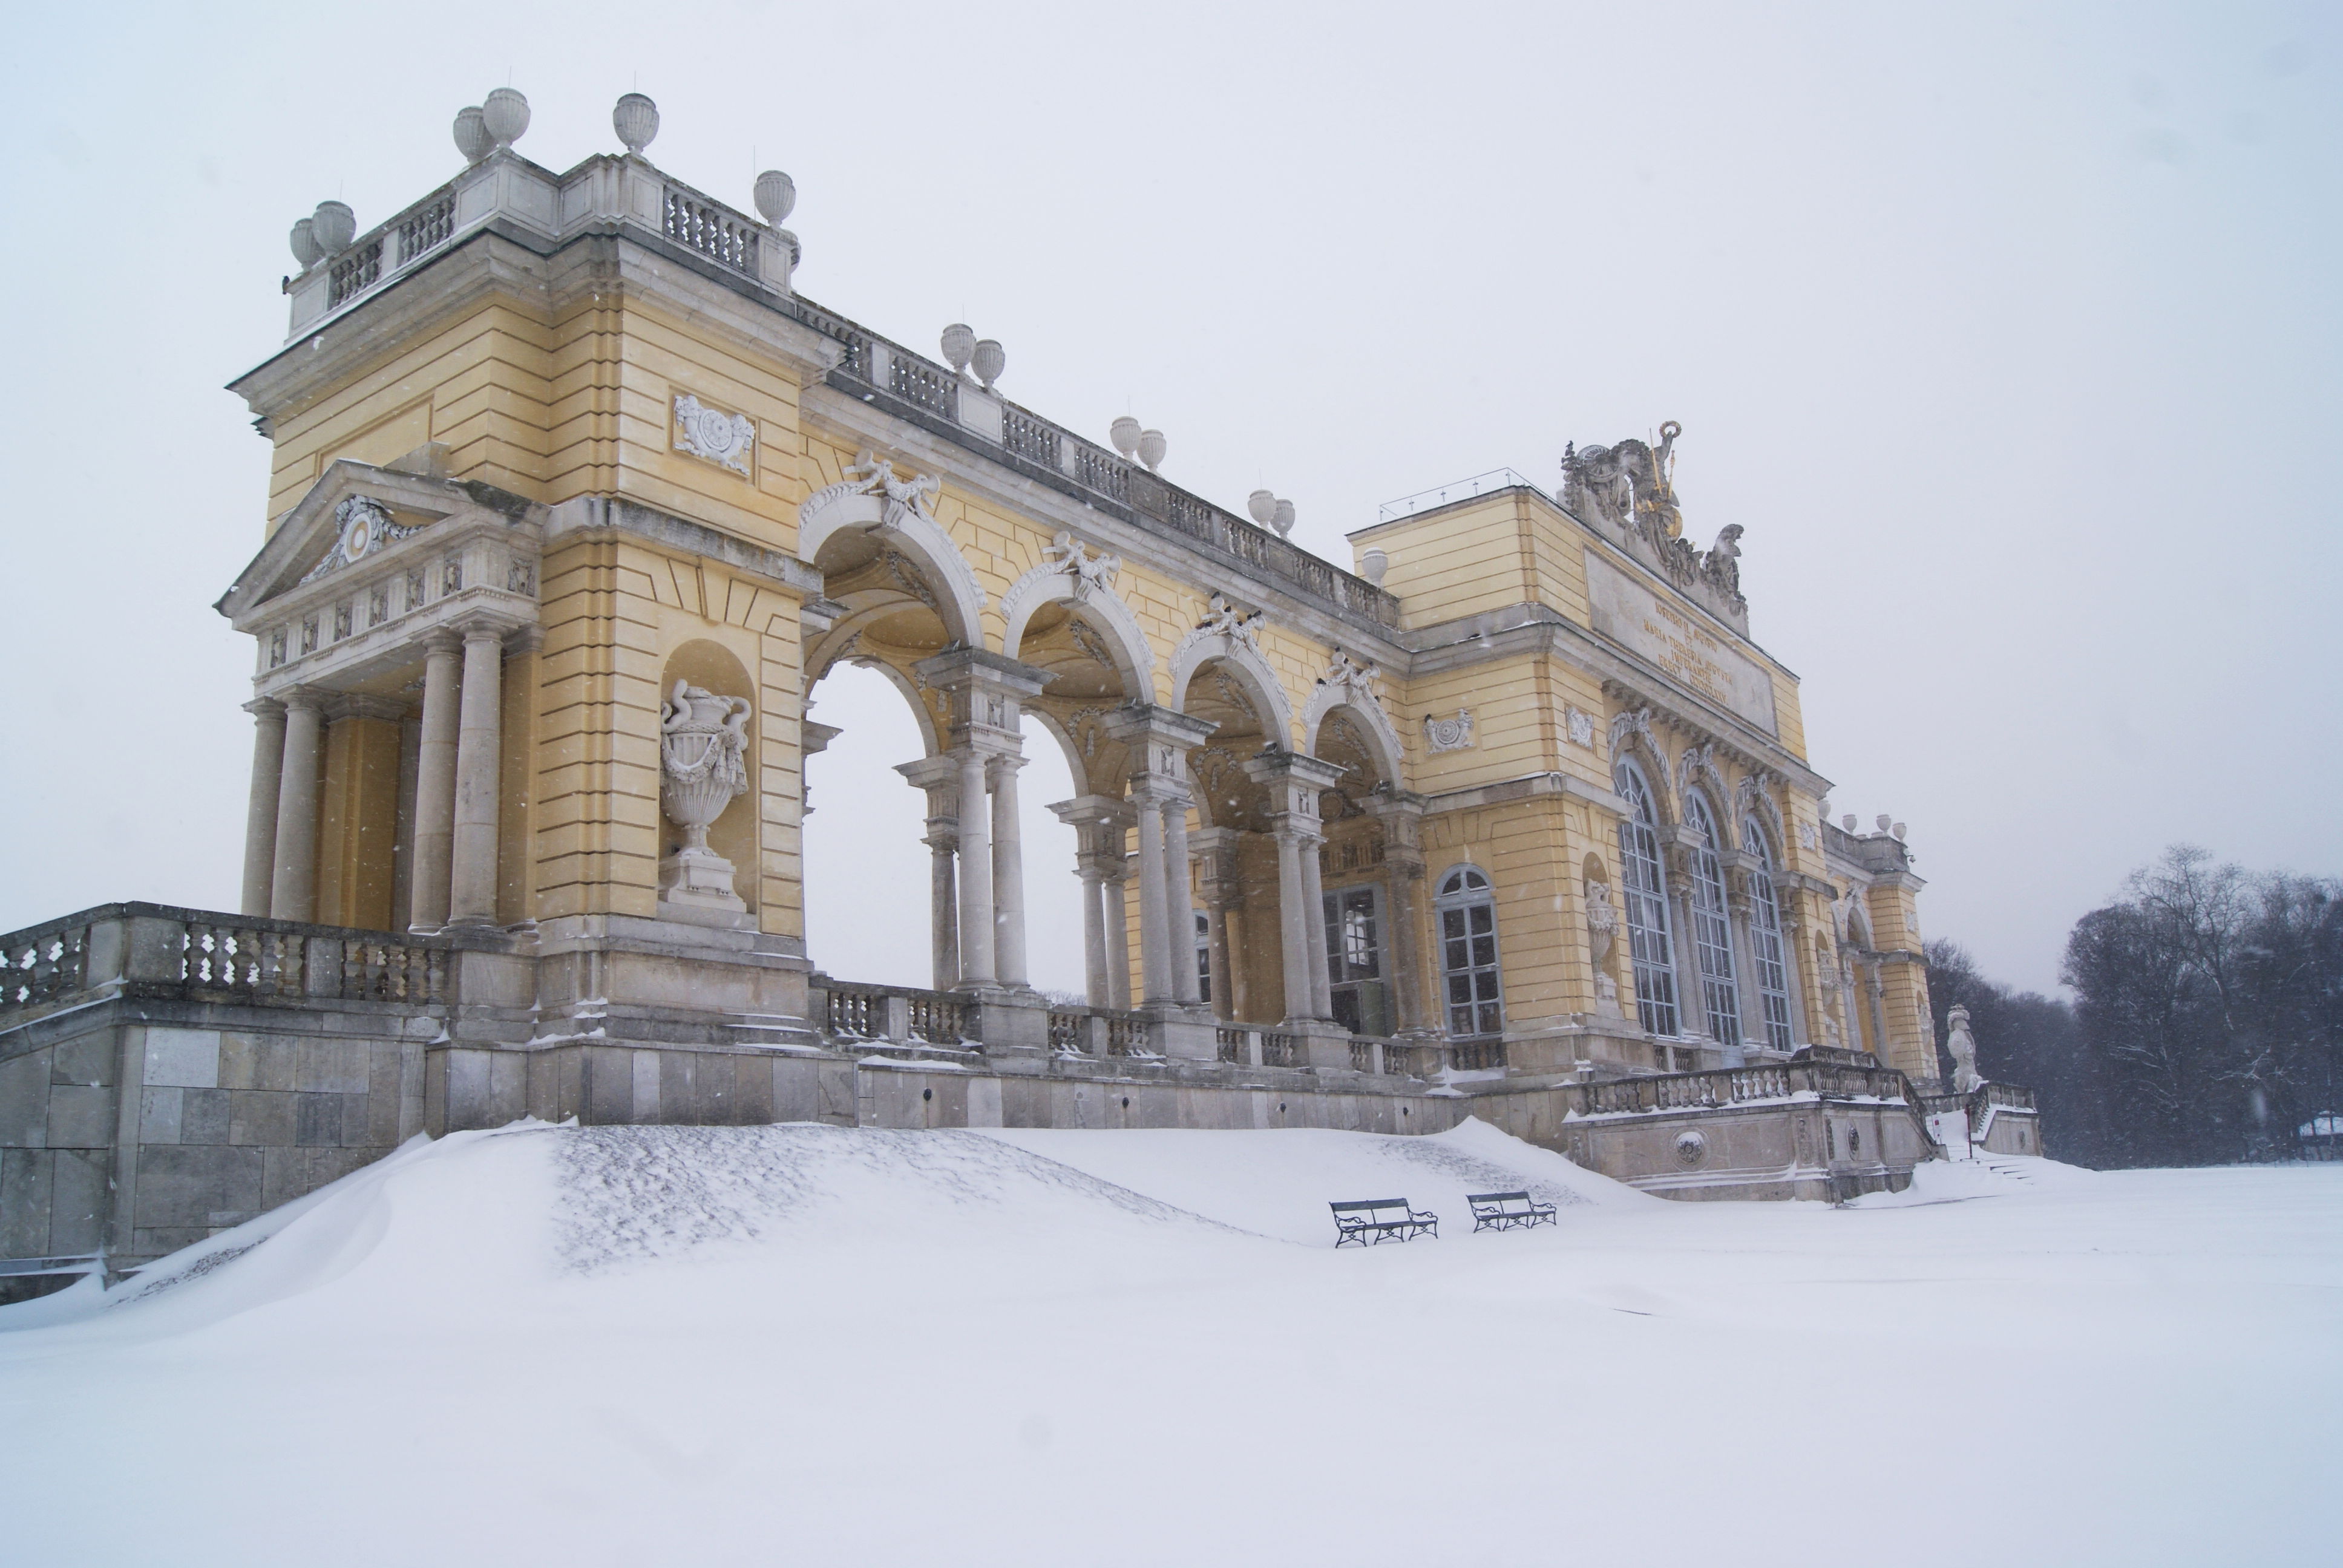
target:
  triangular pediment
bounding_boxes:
[214,460,528,625]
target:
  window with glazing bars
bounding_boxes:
[1684,794,1743,1044]
[1614,763,1680,1037]
[1436,866,1503,1038]
[1743,815,1795,1050]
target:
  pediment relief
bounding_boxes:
[218,460,537,626]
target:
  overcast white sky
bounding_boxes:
[2,1,2336,998]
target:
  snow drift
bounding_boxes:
[1,1121,2336,1568]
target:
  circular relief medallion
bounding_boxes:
[341,517,372,564]
[1674,1129,1708,1168]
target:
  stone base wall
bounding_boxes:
[2,996,431,1275]
[429,1039,1472,1138]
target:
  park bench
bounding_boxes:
[1465,1191,1556,1232]
[1329,1198,1438,1246]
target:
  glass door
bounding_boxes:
[1323,884,1389,1036]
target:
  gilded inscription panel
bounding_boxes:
[1585,555,1777,734]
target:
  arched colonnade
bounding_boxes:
[798,460,1415,1032]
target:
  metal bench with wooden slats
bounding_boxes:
[1329,1198,1438,1246]
[1465,1191,1556,1232]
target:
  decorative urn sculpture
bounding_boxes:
[657,679,753,924]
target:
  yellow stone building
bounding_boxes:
[1,91,2013,1277]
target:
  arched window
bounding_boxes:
[1683,792,1743,1044]
[1614,763,1680,1037]
[1742,815,1795,1051]
[1435,866,1503,1039]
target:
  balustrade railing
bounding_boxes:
[1449,1040,1507,1072]
[3,918,91,1010]
[1259,1032,1297,1068]
[904,991,969,1045]
[1002,408,1061,468]
[1,904,454,1019]
[396,195,455,266]
[888,354,958,421]
[663,187,759,274]
[1216,1026,1247,1065]
[1349,1039,1377,1074]
[327,240,382,308]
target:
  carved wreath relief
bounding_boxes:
[1424,709,1474,753]
[673,394,757,477]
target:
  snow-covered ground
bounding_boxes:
[2,1121,2335,1567]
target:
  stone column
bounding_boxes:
[991,753,1029,988]
[1270,826,1313,1022]
[1129,783,1173,1004]
[408,630,462,932]
[1101,707,1220,1013]
[1190,827,1244,1021]
[897,757,962,991]
[1242,751,1348,1027]
[445,626,505,928]
[1051,795,1136,1011]
[240,699,286,917]
[1104,864,1132,1010]
[389,713,422,932]
[914,648,1053,993]
[1363,792,1430,1034]
[955,746,994,986]
[269,690,325,923]
[1205,905,1234,1019]
[1161,794,1199,1005]
[1075,857,1110,1007]
[1299,837,1334,1019]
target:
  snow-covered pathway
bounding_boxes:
[1,1122,2333,1567]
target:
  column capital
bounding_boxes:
[1046,793,1133,831]
[324,691,413,724]
[1243,749,1345,825]
[1103,703,1217,790]
[243,696,287,720]
[914,648,1052,748]
[278,685,328,714]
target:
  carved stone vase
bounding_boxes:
[657,679,753,926]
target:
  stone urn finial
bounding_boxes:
[1109,416,1142,460]
[481,87,531,149]
[310,201,356,255]
[454,106,491,164]
[753,169,796,227]
[971,338,1004,390]
[1270,497,1294,538]
[657,679,753,925]
[1247,489,1276,526]
[614,93,660,155]
[941,323,975,376]
[290,217,323,268]
[1138,428,1167,472]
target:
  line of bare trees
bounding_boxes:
[1925,846,2343,1168]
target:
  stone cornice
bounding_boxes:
[799,383,1409,656]
[1420,769,1632,820]
[539,495,823,597]
[230,223,841,426]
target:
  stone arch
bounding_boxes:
[806,618,943,757]
[1301,687,1405,786]
[1678,744,1732,826]
[1023,705,1095,799]
[798,470,988,649]
[1734,774,1786,857]
[998,560,1156,696]
[1608,710,1676,826]
[1168,631,1295,750]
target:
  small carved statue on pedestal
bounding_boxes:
[1946,1003,1984,1093]
[1585,878,1622,1017]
